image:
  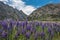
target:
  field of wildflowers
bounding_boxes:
[0,20,60,40]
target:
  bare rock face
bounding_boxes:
[0,1,27,21]
[28,4,60,21]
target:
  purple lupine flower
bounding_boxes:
[25,17,28,26]
[16,21,21,30]
[46,23,50,27]
[7,27,12,32]
[30,27,34,33]
[20,21,26,29]
[8,21,15,31]
[48,27,52,34]
[51,23,54,28]
[0,29,3,33]
[44,23,49,27]
[53,23,57,26]
[16,21,20,27]
[39,22,42,26]
[9,21,13,27]
[35,22,39,26]
[1,31,7,38]
[50,32,54,40]
[0,29,3,36]
[45,23,51,27]
[52,23,58,33]
[26,24,31,30]
[21,29,26,34]
[48,31,54,40]
[40,32,45,37]
[31,27,36,33]
[40,31,45,39]
[47,27,54,40]
[48,23,53,28]
[41,24,45,31]
[25,32,31,39]
[0,21,2,25]
[34,32,40,40]
[55,27,59,33]
[1,21,8,30]
[9,20,16,27]
[57,27,60,32]
[51,32,54,37]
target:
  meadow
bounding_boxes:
[0,20,60,40]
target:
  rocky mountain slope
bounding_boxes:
[0,1,27,21]
[28,4,60,21]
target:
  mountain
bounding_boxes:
[0,1,27,21]
[28,4,60,21]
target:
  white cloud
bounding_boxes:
[0,0,8,4]
[0,0,36,15]
[0,0,8,1]
[22,6,36,15]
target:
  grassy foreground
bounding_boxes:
[0,20,60,40]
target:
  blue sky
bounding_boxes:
[22,0,60,8]
[0,0,60,15]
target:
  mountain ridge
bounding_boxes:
[0,1,27,21]
[28,3,60,21]
[0,1,60,21]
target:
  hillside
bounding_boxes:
[0,1,27,21]
[28,4,60,21]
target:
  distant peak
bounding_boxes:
[46,3,60,6]
[0,1,4,4]
[20,10,23,12]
